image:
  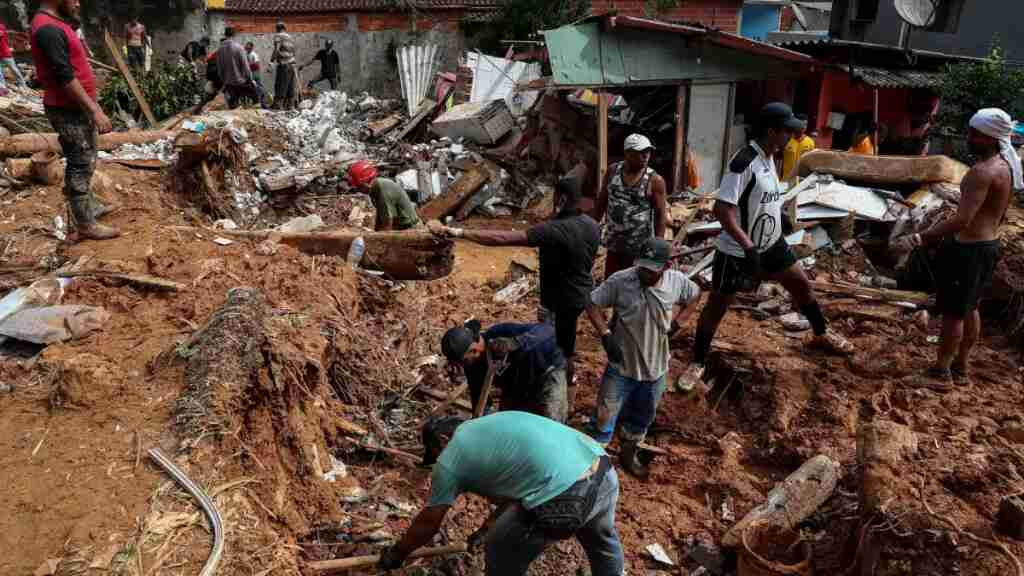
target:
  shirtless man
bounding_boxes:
[893,108,1022,383]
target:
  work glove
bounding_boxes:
[601,333,624,365]
[743,246,762,277]
[891,233,923,253]
[377,545,404,571]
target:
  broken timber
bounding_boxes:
[393,99,437,142]
[209,228,454,281]
[811,280,929,306]
[364,114,402,139]
[57,270,185,292]
[722,454,840,548]
[419,163,489,222]
[103,29,157,127]
[0,130,176,157]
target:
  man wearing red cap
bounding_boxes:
[348,160,420,231]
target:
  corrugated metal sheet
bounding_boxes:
[398,44,440,116]
[848,66,942,88]
[543,15,808,88]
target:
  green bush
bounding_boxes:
[99,62,204,122]
[936,45,1024,138]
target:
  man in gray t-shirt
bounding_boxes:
[685,103,853,394]
[585,238,700,478]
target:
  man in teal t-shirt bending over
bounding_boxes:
[378,411,624,576]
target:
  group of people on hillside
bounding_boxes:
[19,0,1020,568]
[181,21,341,112]
[376,100,1019,574]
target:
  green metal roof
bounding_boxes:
[543,16,810,88]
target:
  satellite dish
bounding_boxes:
[895,0,940,28]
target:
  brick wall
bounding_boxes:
[223,11,461,34]
[589,0,743,33]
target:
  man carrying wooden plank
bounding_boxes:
[31,0,119,240]
[686,103,851,391]
[593,134,669,278]
[378,412,623,576]
[892,109,1020,385]
[440,319,569,423]
[429,176,600,405]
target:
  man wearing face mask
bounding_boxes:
[593,134,669,279]
[684,104,853,395]
[584,237,701,479]
[892,109,1020,385]
[429,176,599,410]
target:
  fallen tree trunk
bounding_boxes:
[798,150,968,186]
[722,454,841,548]
[0,130,176,157]
[214,228,454,281]
[812,280,930,306]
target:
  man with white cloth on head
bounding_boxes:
[894,108,1023,386]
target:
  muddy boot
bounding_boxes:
[69,197,120,240]
[90,195,119,220]
[619,439,649,480]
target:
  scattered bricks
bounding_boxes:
[997,496,1024,540]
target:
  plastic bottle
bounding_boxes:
[346,236,365,269]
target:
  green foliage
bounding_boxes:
[462,0,591,55]
[99,62,203,122]
[936,44,1024,137]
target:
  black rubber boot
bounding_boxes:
[619,439,649,480]
[69,197,120,240]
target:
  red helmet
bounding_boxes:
[347,160,378,188]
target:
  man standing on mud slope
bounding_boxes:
[681,103,852,392]
[593,134,669,279]
[31,0,119,240]
[429,176,600,408]
[893,108,1020,386]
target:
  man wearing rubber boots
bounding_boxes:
[31,0,119,240]
[892,108,1020,386]
[378,412,623,576]
[683,103,852,391]
[585,237,701,479]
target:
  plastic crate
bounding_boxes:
[430,99,514,145]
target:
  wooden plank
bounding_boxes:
[103,29,156,127]
[419,163,488,222]
[672,84,687,194]
[394,99,436,142]
[597,90,608,197]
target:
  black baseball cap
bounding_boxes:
[421,415,465,466]
[636,238,672,271]
[761,102,805,131]
[441,320,481,363]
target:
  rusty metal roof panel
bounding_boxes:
[849,66,943,88]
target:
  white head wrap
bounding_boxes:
[969,108,1024,191]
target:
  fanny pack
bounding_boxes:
[528,456,611,540]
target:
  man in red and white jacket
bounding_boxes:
[0,20,29,92]
[31,0,119,240]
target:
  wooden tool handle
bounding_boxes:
[307,543,467,572]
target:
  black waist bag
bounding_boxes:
[528,456,611,540]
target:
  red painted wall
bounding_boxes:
[590,0,744,32]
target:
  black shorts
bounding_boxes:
[711,237,798,295]
[936,238,1000,316]
[540,305,584,358]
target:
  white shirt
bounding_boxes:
[715,140,785,257]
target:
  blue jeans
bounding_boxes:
[0,58,28,89]
[589,365,667,444]
[485,467,624,576]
